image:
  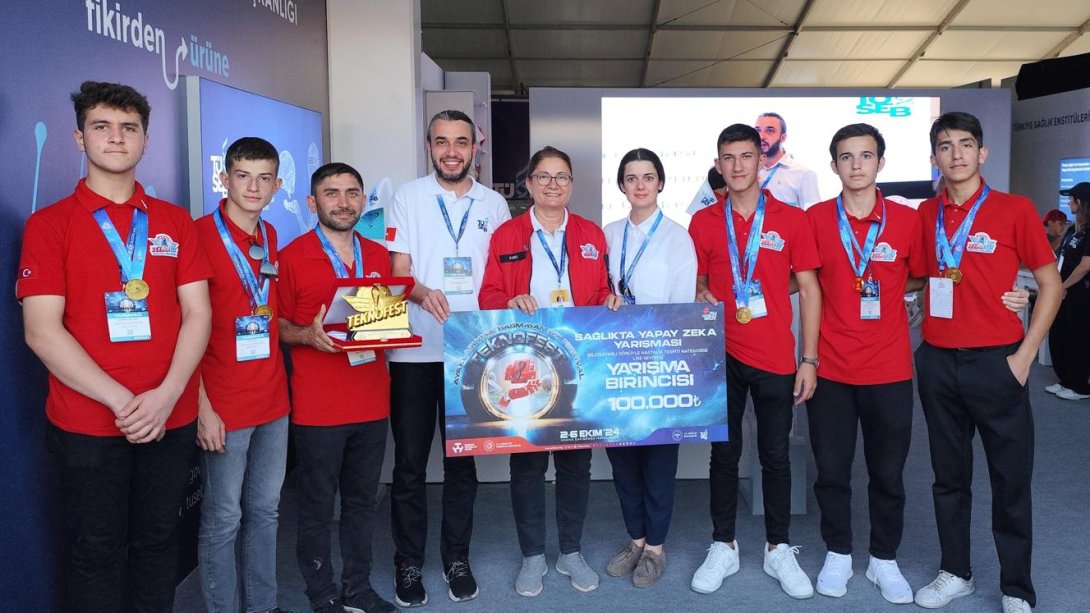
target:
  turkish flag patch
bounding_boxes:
[19,265,36,280]
[385,227,397,242]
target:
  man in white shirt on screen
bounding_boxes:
[755,112,821,209]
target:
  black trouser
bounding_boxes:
[709,354,795,545]
[510,449,592,557]
[389,361,477,567]
[48,421,197,613]
[916,341,1035,607]
[1049,287,1090,394]
[294,419,387,607]
[606,444,679,547]
[806,378,913,559]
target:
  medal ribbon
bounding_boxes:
[213,209,270,311]
[835,192,887,281]
[935,184,990,273]
[724,193,766,308]
[619,211,664,298]
[536,228,568,287]
[315,225,363,279]
[92,206,148,286]
[436,194,473,256]
[760,164,780,190]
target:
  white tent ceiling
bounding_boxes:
[421,0,1090,93]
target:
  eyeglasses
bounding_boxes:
[531,172,572,187]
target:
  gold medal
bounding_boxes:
[124,279,150,300]
[253,304,273,318]
[736,306,752,324]
[853,276,864,293]
[946,267,963,284]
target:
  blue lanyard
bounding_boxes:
[724,194,766,306]
[536,228,568,287]
[935,185,990,271]
[315,226,363,279]
[619,211,663,296]
[835,193,886,280]
[92,206,147,285]
[760,164,780,190]
[213,209,270,310]
[436,195,473,255]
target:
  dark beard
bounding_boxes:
[764,140,782,160]
[433,157,470,183]
[317,208,360,232]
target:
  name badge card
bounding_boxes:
[861,279,881,320]
[549,288,573,308]
[741,279,768,319]
[443,257,474,295]
[104,292,151,342]
[929,277,954,319]
[235,315,271,361]
[347,349,377,366]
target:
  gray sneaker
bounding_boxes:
[515,554,548,597]
[556,552,600,592]
[606,541,645,577]
[633,549,666,588]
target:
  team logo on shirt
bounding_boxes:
[148,233,179,257]
[367,271,381,278]
[871,242,898,262]
[477,218,490,232]
[580,243,600,260]
[759,231,785,251]
[966,232,998,254]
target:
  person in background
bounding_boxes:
[755,112,821,209]
[1042,209,1068,253]
[1045,183,1090,401]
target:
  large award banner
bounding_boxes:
[444,303,728,456]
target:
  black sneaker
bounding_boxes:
[444,558,480,602]
[312,599,346,613]
[395,562,428,607]
[342,588,396,613]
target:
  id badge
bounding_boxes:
[747,279,768,319]
[443,257,474,295]
[235,315,271,361]
[104,291,151,342]
[347,350,377,366]
[928,277,954,319]
[549,288,573,308]
[860,279,881,320]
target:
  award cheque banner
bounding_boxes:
[444,303,728,457]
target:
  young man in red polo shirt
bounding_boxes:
[913,112,1061,613]
[17,81,212,612]
[688,123,821,600]
[277,163,396,613]
[194,137,291,613]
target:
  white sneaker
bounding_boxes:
[914,571,975,608]
[816,552,853,597]
[1002,595,1033,612]
[1057,388,1090,400]
[865,556,913,604]
[690,541,739,594]
[1044,383,1067,394]
[763,543,814,599]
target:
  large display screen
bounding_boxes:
[1059,157,1090,220]
[601,96,939,227]
[186,77,324,245]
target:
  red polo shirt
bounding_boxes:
[808,193,927,384]
[277,229,391,426]
[16,180,211,436]
[195,202,289,431]
[919,182,1055,348]
[689,191,820,375]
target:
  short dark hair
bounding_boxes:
[930,111,983,153]
[707,166,725,190]
[527,146,572,177]
[71,81,151,131]
[716,124,762,154]
[758,112,786,133]
[224,137,280,173]
[616,148,666,192]
[427,109,475,142]
[310,162,363,196]
[829,123,886,160]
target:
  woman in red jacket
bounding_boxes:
[479,146,618,598]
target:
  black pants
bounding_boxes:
[294,419,387,607]
[1049,287,1090,394]
[48,421,197,613]
[606,444,679,546]
[709,354,795,545]
[806,378,913,559]
[389,361,477,567]
[510,449,592,556]
[916,341,1035,606]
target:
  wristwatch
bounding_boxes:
[800,356,820,369]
